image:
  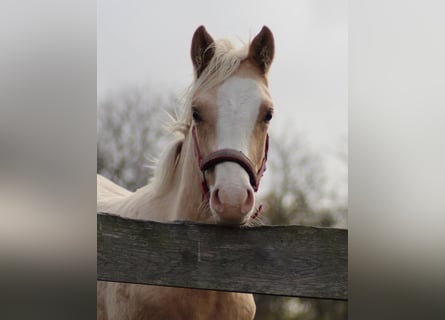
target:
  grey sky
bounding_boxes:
[98,0,347,192]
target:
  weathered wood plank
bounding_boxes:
[97,213,348,300]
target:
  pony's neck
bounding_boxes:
[129,128,212,223]
[169,129,212,222]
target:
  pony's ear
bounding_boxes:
[248,26,275,74]
[191,26,215,78]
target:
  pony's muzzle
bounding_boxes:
[210,185,254,224]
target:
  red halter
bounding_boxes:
[191,125,269,200]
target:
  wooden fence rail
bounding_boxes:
[97,213,348,300]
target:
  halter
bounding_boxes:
[191,126,269,217]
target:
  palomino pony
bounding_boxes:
[97,25,275,320]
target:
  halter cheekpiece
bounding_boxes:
[191,126,269,199]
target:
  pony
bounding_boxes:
[97,25,275,320]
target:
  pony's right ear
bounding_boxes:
[191,26,215,78]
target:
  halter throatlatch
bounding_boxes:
[191,126,269,218]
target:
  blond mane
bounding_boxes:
[148,39,249,195]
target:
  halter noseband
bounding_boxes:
[191,126,269,198]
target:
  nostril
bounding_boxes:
[214,189,220,204]
[210,187,254,217]
[247,188,253,200]
[212,188,222,207]
[242,188,254,214]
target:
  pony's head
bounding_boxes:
[189,26,275,225]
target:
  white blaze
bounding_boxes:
[212,76,261,203]
[216,77,262,152]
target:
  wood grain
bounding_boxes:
[97,213,348,300]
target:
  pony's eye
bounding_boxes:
[192,109,202,122]
[263,110,273,123]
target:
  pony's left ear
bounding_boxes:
[191,25,215,78]
[248,26,275,74]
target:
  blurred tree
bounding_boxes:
[97,87,348,320]
[258,132,347,228]
[97,86,175,191]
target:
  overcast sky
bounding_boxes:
[98,0,347,192]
